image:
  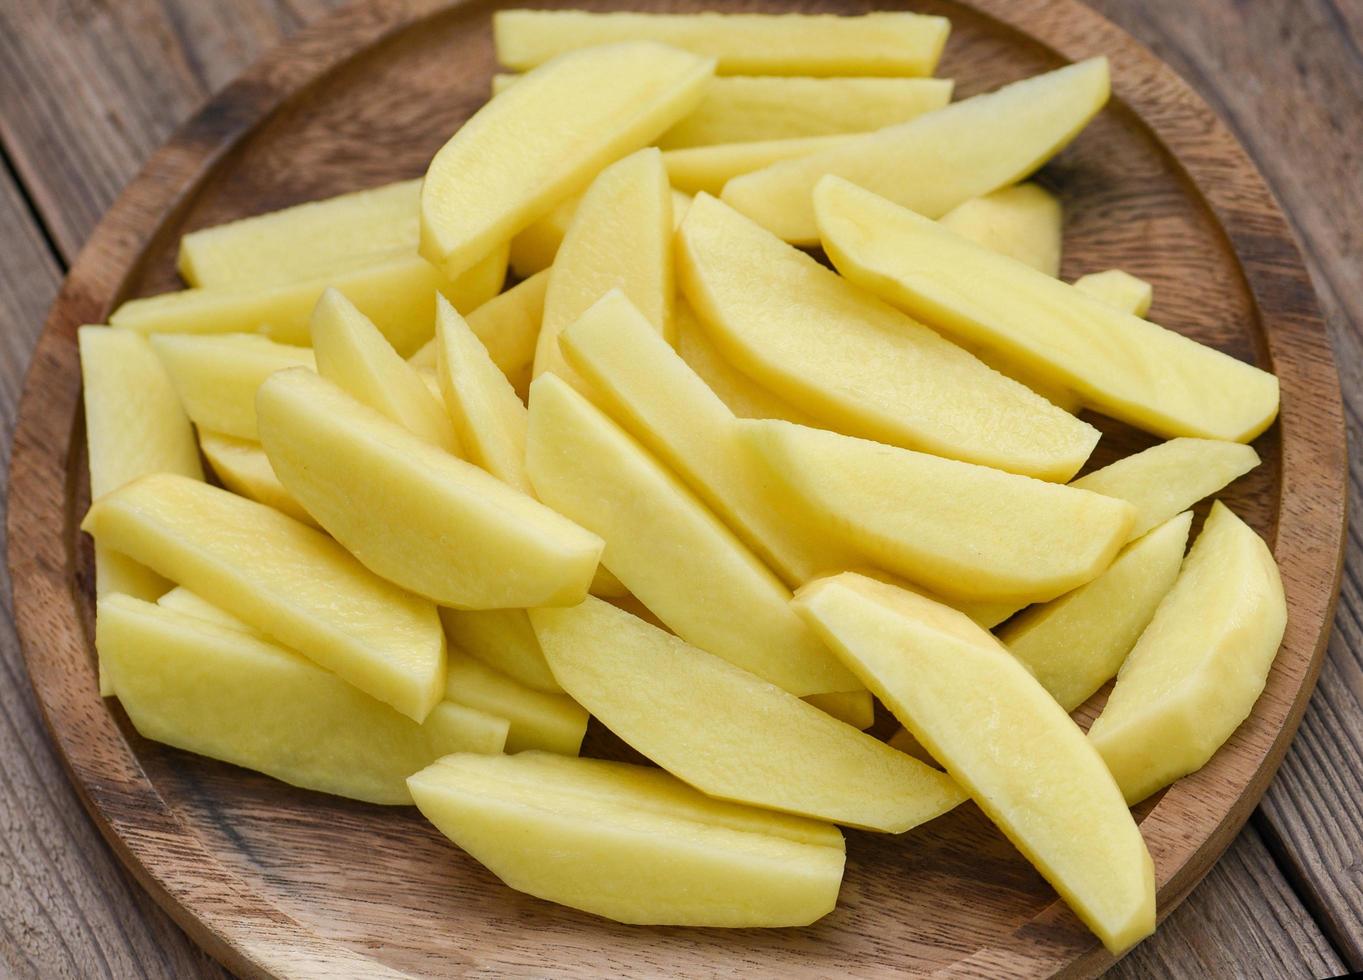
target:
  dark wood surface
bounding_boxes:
[0,0,1355,976]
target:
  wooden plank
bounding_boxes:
[0,165,229,979]
[1089,0,1363,966]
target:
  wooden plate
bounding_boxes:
[6,0,1347,976]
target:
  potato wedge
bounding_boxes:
[177,180,422,288]
[409,751,845,927]
[818,177,1280,442]
[311,288,458,452]
[525,372,857,697]
[662,134,850,196]
[257,368,602,610]
[795,573,1154,953]
[197,429,316,527]
[677,193,1099,481]
[560,291,853,586]
[81,473,445,721]
[445,652,586,756]
[156,586,259,634]
[148,332,314,441]
[939,183,1062,277]
[493,10,949,77]
[743,419,1135,603]
[532,597,961,832]
[439,608,561,695]
[113,251,505,357]
[420,42,712,277]
[999,512,1193,710]
[535,148,674,390]
[723,58,1108,244]
[804,690,875,730]
[100,595,505,804]
[1074,269,1154,316]
[1088,502,1287,804]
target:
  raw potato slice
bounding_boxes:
[81,473,445,721]
[409,751,845,927]
[743,420,1135,604]
[673,301,812,424]
[99,596,505,804]
[1075,269,1154,316]
[818,177,1281,442]
[677,194,1099,482]
[198,430,317,527]
[663,135,850,196]
[177,180,422,288]
[311,289,458,453]
[794,573,1155,953]
[1071,437,1261,538]
[560,291,852,586]
[494,10,950,77]
[525,373,857,697]
[420,42,712,277]
[804,690,875,730]
[660,75,953,148]
[114,251,505,357]
[148,333,314,441]
[79,326,203,692]
[257,368,602,610]
[445,652,587,755]
[535,149,674,390]
[157,586,259,634]
[439,608,561,694]
[436,298,531,492]
[411,269,549,399]
[531,597,961,832]
[1088,502,1287,804]
[999,512,1193,711]
[939,183,1062,277]
[723,58,1109,244]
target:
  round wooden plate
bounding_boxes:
[6,0,1347,976]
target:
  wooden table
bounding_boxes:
[0,1,1356,976]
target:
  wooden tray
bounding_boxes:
[6,0,1347,976]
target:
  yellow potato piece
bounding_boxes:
[673,300,811,424]
[1072,437,1261,537]
[560,291,852,587]
[197,429,317,527]
[256,368,601,610]
[435,298,530,492]
[1088,502,1287,804]
[1074,269,1154,317]
[177,180,422,288]
[723,58,1108,244]
[818,177,1281,442]
[310,288,458,453]
[677,194,1099,481]
[420,42,712,277]
[439,607,561,694]
[100,595,505,804]
[794,573,1154,953]
[148,332,314,441]
[535,148,674,391]
[81,473,445,721]
[804,690,875,730]
[525,372,857,697]
[494,10,949,77]
[1000,512,1193,711]
[157,585,259,634]
[79,326,203,692]
[532,597,960,832]
[663,134,850,196]
[445,651,586,756]
[112,250,506,357]
[409,751,845,927]
[744,419,1135,604]
[940,183,1062,277]
[495,73,952,148]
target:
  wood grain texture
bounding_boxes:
[1088,0,1363,968]
[0,0,1351,976]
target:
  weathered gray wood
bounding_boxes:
[1090,1,1363,967]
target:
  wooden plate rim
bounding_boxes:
[4,0,1347,977]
